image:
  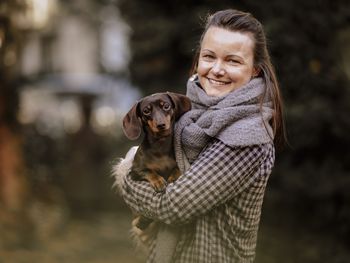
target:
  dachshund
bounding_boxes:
[122,92,191,230]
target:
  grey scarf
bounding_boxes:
[174,76,274,172]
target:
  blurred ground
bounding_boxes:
[1,201,349,263]
[0,210,146,263]
[255,190,350,263]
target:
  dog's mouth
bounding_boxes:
[156,128,171,136]
[151,128,172,138]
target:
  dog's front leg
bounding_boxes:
[144,172,167,192]
[167,167,181,184]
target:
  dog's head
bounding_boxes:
[122,92,191,140]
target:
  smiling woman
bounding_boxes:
[197,27,258,97]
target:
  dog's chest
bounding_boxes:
[144,155,178,178]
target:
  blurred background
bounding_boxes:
[0,0,349,262]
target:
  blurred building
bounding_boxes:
[14,0,141,213]
[18,0,140,138]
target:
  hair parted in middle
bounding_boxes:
[191,9,286,147]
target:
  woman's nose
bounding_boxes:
[211,61,225,76]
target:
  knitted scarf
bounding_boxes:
[174,76,274,172]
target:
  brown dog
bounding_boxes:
[122,92,191,229]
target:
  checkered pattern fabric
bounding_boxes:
[122,139,275,263]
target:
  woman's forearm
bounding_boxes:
[121,140,272,225]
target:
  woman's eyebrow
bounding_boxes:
[201,49,214,53]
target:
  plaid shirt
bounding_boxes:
[121,139,275,263]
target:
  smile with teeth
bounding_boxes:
[208,78,231,85]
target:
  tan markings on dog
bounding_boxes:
[164,115,171,130]
[145,172,167,192]
[167,168,181,183]
[147,119,158,133]
[146,156,177,171]
[147,115,172,133]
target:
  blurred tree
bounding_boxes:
[267,1,350,243]
[118,0,350,242]
[0,0,32,247]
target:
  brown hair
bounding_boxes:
[191,9,286,146]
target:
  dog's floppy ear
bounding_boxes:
[122,102,142,140]
[166,92,192,120]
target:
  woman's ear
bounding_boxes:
[122,102,142,140]
[252,67,261,78]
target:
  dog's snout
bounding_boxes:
[157,123,166,130]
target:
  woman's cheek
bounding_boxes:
[197,60,212,74]
[227,66,247,77]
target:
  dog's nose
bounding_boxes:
[157,123,166,130]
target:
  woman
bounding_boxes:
[119,9,285,263]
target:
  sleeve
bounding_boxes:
[120,139,269,225]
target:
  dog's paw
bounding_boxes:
[134,216,152,230]
[167,168,181,184]
[131,217,158,246]
[149,177,167,192]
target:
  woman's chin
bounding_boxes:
[204,88,232,97]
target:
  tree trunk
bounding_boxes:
[0,1,32,247]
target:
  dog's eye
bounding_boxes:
[163,103,171,111]
[143,108,151,116]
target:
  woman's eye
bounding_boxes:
[163,103,171,110]
[228,59,241,64]
[201,53,215,60]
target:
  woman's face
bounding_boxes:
[197,26,257,97]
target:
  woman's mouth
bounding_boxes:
[207,78,231,86]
